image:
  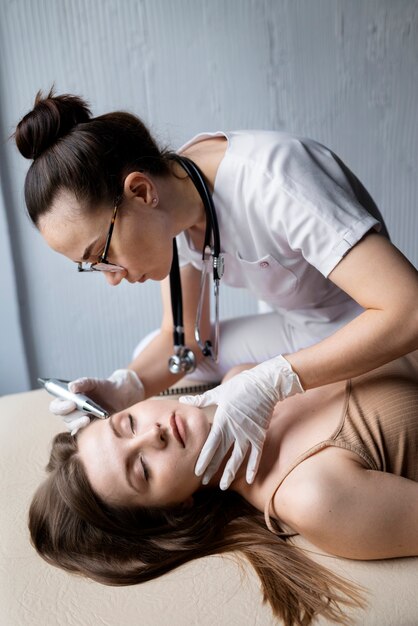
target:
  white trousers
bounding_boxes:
[132,309,341,382]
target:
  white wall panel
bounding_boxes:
[0,0,417,392]
[0,161,30,394]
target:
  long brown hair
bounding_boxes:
[29,432,365,625]
[14,89,172,225]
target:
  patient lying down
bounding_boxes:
[29,352,418,626]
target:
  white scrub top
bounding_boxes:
[176,131,382,339]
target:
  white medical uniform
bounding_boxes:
[134,131,386,381]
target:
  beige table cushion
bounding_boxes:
[1,389,417,625]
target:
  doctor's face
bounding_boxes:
[38,189,175,286]
[76,399,211,508]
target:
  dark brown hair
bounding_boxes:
[29,432,365,625]
[14,89,172,225]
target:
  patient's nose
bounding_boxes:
[131,424,167,450]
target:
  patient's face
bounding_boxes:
[77,399,211,508]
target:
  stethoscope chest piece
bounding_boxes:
[168,346,196,375]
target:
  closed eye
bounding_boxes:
[128,413,136,435]
[141,456,149,481]
[127,414,150,481]
[133,454,149,483]
[95,245,106,262]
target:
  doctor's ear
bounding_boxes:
[123,171,157,206]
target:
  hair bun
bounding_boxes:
[15,88,92,160]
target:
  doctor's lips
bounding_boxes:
[170,412,186,448]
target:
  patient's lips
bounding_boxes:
[170,412,186,448]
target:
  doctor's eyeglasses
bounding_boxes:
[77,198,126,273]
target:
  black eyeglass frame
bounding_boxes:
[77,197,125,273]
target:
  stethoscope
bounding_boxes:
[167,155,224,375]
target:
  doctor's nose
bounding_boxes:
[103,269,127,286]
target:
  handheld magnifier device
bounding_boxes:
[38,378,109,419]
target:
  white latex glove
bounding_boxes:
[49,369,145,436]
[49,400,91,436]
[179,355,304,490]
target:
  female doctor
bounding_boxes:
[15,91,418,490]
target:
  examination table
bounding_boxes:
[1,388,417,626]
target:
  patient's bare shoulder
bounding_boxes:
[271,446,369,533]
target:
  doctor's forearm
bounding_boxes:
[126,329,206,398]
[287,233,418,390]
[127,331,184,398]
[285,307,418,390]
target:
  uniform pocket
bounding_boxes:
[235,251,298,298]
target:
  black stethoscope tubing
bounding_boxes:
[170,155,221,267]
[167,154,223,374]
[169,238,184,349]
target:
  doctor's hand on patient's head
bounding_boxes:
[49,369,145,436]
[179,355,304,490]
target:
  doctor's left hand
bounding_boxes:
[179,355,304,490]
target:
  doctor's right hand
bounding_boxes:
[49,369,145,435]
[179,355,304,490]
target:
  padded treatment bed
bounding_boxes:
[1,388,417,625]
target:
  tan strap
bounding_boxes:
[263,440,338,533]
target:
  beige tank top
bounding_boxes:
[264,352,418,533]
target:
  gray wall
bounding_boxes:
[1,0,417,394]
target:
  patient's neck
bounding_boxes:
[204,446,250,493]
[199,399,297,499]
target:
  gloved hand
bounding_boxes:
[49,402,91,436]
[49,369,145,436]
[179,355,304,490]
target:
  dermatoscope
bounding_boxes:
[38,378,109,419]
